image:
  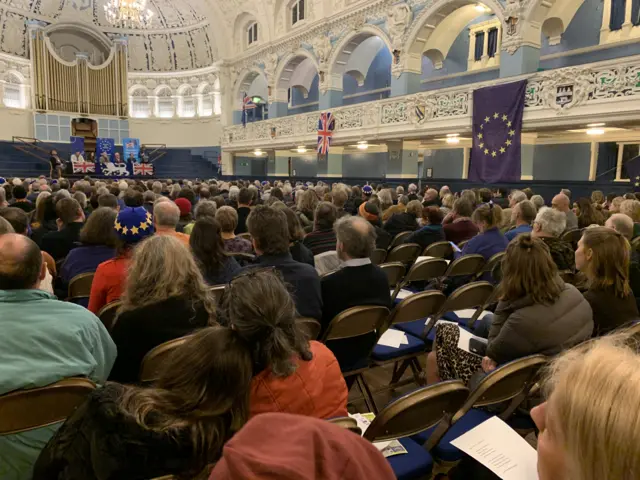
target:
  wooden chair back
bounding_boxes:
[328,417,362,435]
[457,239,470,249]
[321,306,389,342]
[422,241,454,259]
[370,248,388,266]
[444,254,485,277]
[475,251,505,280]
[386,290,447,331]
[363,381,469,443]
[297,317,322,340]
[386,243,422,265]
[209,285,226,304]
[391,258,448,301]
[140,335,193,382]
[389,231,413,250]
[97,300,121,331]
[67,272,94,299]
[560,228,582,250]
[379,262,406,288]
[0,378,95,435]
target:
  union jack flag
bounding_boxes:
[133,163,154,176]
[242,93,256,127]
[317,112,336,155]
[72,162,95,174]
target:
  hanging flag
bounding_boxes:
[241,93,256,127]
[317,112,336,156]
[625,155,640,191]
[133,163,154,176]
[469,80,527,183]
[72,161,95,174]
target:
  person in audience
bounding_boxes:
[331,185,350,219]
[591,190,605,206]
[208,412,396,480]
[98,193,119,210]
[296,188,318,232]
[422,188,440,207]
[40,197,85,261]
[153,199,190,246]
[609,195,624,214]
[30,192,54,233]
[531,207,575,271]
[560,188,572,200]
[619,198,640,238]
[605,212,640,306]
[358,200,391,250]
[508,189,527,208]
[273,203,314,266]
[443,198,479,245]
[34,327,252,480]
[382,194,407,222]
[404,206,445,251]
[303,201,338,256]
[191,217,242,285]
[184,199,217,235]
[234,187,253,235]
[57,207,117,297]
[11,184,34,213]
[530,194,545,211]
[142,190,155,214]
[531,333,640,480]
[0,215,13,234]
[383,199,422,238]
[174,197,192,233]
[0,234,116,478]
[246,205,322,320]
[576,227,639,336]
[552,193,578,231]
[505,199,536,241]
[222,269,347,418]
[440,193,454,216]
[216,205,253,254]
[88,206,153,314]
[575,197,605,229]
[458,203,508,261]
[377,189,394,219]
[491,187,509,208]
[428,234,593,384]
[109,235,215,383]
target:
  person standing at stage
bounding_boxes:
[49,150,63,179]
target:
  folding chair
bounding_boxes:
[389,231,413,250]
[0,378,95,435]
[321,306,390,414]
[560,228,582,250]
[66,271,95,304]
[297,317,322,340]
[413,355,547,464]
[237,232,252,241]
[474,251,505,281]
[328,417,362,435]
[422,241,453,260]
[391,258,449,302]
[97,300,121,331]
[386,243,422,265]
[370,248,387,266]
[443,254,485,279]
[457,239,470,250]
[379,262,406,289]
[363,381,469,480]
[231,252,256,267]
[631,236,640,252]
[209,285,226,304]
[371,291,447,386]
[140,335,193,382]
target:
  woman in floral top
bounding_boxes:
[216,206,253,254]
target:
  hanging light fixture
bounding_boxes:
[104,0,154,29]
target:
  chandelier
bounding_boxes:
[104,0,154,29]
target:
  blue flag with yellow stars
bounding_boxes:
[469,80,527,184]
[625,155,640,191]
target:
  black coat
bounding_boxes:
[383,212,418,239]
[403,224,446,251]
[235,206,251,234]
[290,241,315,267]
[108,297,211,383]
[40,222,84,261]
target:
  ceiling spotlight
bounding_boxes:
[253,149,264,156]
[446,137,461,144]
[586,123,606,128]
[475,3,488,12]
[586,128,605,136]
[446,133,460,137]
[357,142,369,150]
[296,146,307,153]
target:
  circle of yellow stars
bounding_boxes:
[114,211,153,236]
[477,112,516,159]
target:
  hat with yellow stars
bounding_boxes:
[114,206,154,244]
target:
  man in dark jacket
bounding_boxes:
[383,199,422,238]
[235,187,252,234]
[245,205,322,320]
[40,197,85,261]
[358,201,391,250]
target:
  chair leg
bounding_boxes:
[356,374,379,414]
[409,358,426,386]
[390,360,410,385]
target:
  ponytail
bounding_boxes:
[472,202,501,228]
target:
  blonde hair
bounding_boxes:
[543,332,640,480]
[581,226,632,297]
[441,193,454,209]
[620,199,640,222]
[297,188,318,214]
[119,235,216,318]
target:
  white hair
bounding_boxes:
[530,194,545,211]
[535,207,566,237]
[229,185,240,200]
[510,190,527,204]
[118,180,128,192]
[282,184,293,195]
[12,178,22,186]
[36,191,51,208]
[408,183,417,193]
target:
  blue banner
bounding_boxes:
[70,136,85,157]
[96,137,129,177]
[123,137,140,164]
[469,80,526,184]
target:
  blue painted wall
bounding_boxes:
[423,149,464,179]
[290,74,319,109]
[290,154,318,177]
[532,144,592,181]
[596,142,618,181]
[343,47,392,106]
[343,152,388,178]
[540,0,602,56]
[234,156,267,177]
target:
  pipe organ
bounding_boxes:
[30,28,128,117]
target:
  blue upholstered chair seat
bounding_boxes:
[372,329,426,361]
[385,437,434,480]
[394,319,427,338]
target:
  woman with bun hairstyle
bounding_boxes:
[427,234,593,384]
[457,202,508,261]
[221,269,348,419]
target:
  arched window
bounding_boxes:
[247,22,258,46]
[200,85,214,116]
[178,86,196,118]
[130,89,150,118]
[3,73,23,109]
[156,87,174,118]
[291,0,305,26]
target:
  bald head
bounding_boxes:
[605,213,634,240]
[552,193,570,213]
[154,200,180,229]
[0,234,44,290]
[334,215,376,260]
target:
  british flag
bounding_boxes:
[72,162,95,174]
[241,93,256,127]
[134,163,154,176]
[317,112,336,155]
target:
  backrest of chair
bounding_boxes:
[389,231,413,249]
[480,251,505,275]
[328,417,362,435]
[386,243,422,264]
[370,248,387,266]
[561,228,582,249]
[0,378,96,435]
[425,282,494,334]
[379,262,406,288]
[68,272,95,298]
[404,258,449,284]
[423,241,454,259]
[445,254,485,277]
[631,236,640,252]
[140,335,193,382]
[98,300,121,331]
[457,239,470,249]
[209,285,226,304]
[297,317,322,340]
[363,381,469,442]
[232,252,256,267]
[321,306,389,342]
[387,291,447,328]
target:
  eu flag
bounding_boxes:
[625,155,640,191]
[469,80,527,184]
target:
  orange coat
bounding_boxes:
[250,341,348,419]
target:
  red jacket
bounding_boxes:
[88,256,130,314]
[250,341,348,419]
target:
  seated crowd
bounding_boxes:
[0,175,639,480]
